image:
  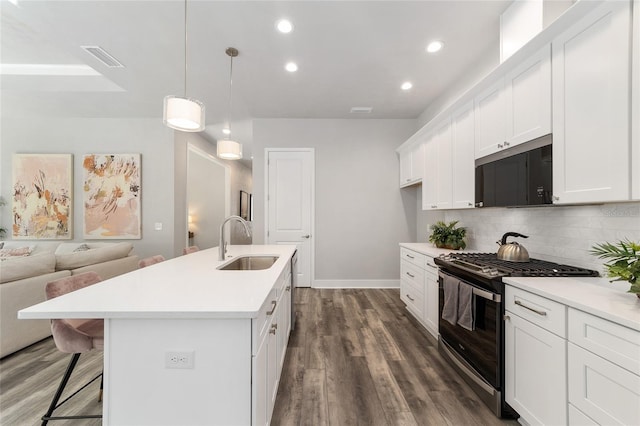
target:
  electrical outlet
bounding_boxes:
[165,351,195,369]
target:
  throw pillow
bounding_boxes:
[55,242,133,270]
[0,252,56,283]
[73,243,91,252]
[0,246,33,260]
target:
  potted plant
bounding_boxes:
[429,221,466,250]
[590,240,640,297]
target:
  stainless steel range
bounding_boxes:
[434,252,599,418]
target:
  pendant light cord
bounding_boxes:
[227,54,233,135]
[184,0,188,97]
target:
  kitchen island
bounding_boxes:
[19,244,297,426]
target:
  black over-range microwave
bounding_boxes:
[475,135,552,208]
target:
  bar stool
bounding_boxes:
[41,272,104,425]
[138,254,166,268]
[183,246,200,255]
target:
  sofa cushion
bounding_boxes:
[55,242,133,270]
[0,252,57,283]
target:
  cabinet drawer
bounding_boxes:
[424,255,439,277]
[505,286,566,338]
[400,279,424,318]
[568,308,640,376]
[252,288,277,355]
[400,248,426,268]
[401,260,424,290]
[569,404,598,426]
[568,343,640,426]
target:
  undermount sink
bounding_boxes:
[217,255,279,271]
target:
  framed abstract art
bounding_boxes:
[83,154,141,239]
[12,153,73,239]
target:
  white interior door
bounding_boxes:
[266,149,313,287]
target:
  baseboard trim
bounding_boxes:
[312,279,400,289]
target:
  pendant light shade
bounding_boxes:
[163,96,205,132]
[218,47,242,160]
[217,140,243,160]
[163,0,205,132]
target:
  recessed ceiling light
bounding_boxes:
[285,62,298,72]
[401,82,413,91]
[222,127,231,135]
[276,19,294,34]
[426,40,444,54]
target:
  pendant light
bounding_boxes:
[163,0,205,132]
[217,47,243,160]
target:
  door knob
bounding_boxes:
[302,234,311,239]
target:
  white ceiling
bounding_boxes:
[1,0,512,157]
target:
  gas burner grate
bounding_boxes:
[444,253,599,277]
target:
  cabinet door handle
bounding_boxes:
[302,234,311,239]
[286,286,291,292]
[426,263,437,269]
[497,143,504,149]
[405,254,415,259]
[406,178,411,182]
[468,202,473,206]
[406,272,415,278]
[514,300,547,316]
[504,141,510,147]
[504,314,511,321]
[269,323,278,334]
[406,294,415,302]
[431,205,438,209]
[552,196,560,201]
[266,301,277,315]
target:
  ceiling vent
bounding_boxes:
[350,107,372,114]
[81,46,124,68]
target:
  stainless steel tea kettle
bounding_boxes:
[496,232,530,262]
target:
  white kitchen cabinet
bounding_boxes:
[399,142,424,188]
[552,0,632,204]
[567,308,640,425]
[422,120,452,210]
[399,247,438,339]
[450,102,475,209]
[504,44,551,146]
[253,263,292,426]
[474,79,506,159]
[633,0,640,200]
[505,286,567,426]
[423,256,439,338]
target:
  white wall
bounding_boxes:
[252,118,416,283]
[416,202,640,272]
[173,133,252,257]
[1,117,176,260]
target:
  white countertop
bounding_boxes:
[18,245,297,320]
[504,276,640,331]
[399,242,460,258]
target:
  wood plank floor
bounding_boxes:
[0,288,518,425]
[271,288,518,426]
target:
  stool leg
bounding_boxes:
[41,353,81,426]
[98,372,103,402]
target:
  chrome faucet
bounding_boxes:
[219,215,251,261]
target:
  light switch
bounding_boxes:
[154,222,163,231]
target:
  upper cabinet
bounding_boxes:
[451,102,475,209]
[505,44,551,146]
[633,0,640,200]
[552,0,632,204]
[474,80,506,159]
[423,120,452,210]
[399,142,424,188]
[475,44,552,160]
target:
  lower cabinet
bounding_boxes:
[505,285,640,426]
[399,247,438,339]
[252,263,292,425]
[505,309,567,425]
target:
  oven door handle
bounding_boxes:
[439,270,501,303]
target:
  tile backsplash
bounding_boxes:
[419,201,640,273]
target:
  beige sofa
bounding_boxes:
[0,242,139,358]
